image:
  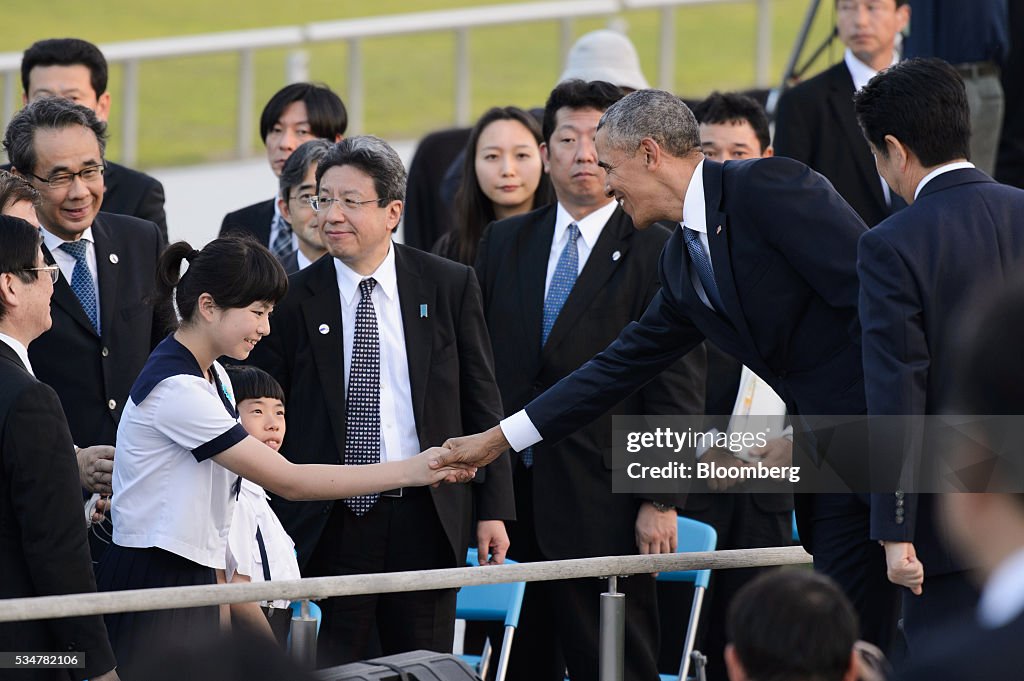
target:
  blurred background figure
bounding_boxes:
[725,570,871,681]
[898,280,1024,681]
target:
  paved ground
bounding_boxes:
[150,139,418,247]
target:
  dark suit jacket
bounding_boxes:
[859,168,1024,574]
[899,608,1024,681]
[474,205,706,559]
[521,158,869,550]
[0,342,117,680]
[220,198,275,246]
[30,212,167,447]
[249,243,515,567]
[775,62,892,227]
[102,161,168,243]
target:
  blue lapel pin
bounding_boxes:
[420,304,428,318]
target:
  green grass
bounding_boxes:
[2,0,841,168]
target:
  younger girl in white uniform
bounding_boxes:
[97,237,468,672]
[224,364,302,645]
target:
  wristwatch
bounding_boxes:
[650,501,676,513]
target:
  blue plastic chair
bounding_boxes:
[658,517,717,681]
[455,549,526,681]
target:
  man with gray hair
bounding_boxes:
[3,97,165,567]
[435,91,901,650]
[276,139,331,273]
[249,136,514,667]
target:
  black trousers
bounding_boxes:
[506,463,661,681]
[808,493,902,652]
[305,487,457,668]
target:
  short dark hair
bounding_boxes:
[0,215,44,321]
[0,170,41,213]
[316,136,407,205]
[3,98,108,176]
[692,91,771,154]
[154,237,288,329]
[259,82,348,143]
[727,570,858,681]
[279,139,332,201]
[225,365,286,405]
[542,79,625,145]
[854,58,970,167]
[451,106,554,265]
[22,38,108,97]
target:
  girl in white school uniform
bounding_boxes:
[96,237,467,672]
[223,364,302,645]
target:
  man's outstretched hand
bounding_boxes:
[432,425,511,470]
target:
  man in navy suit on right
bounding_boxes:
[435,89,904,649]
[854,57,1024,650]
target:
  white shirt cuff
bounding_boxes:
[499,410,543,452]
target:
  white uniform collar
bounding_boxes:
[554,199,617,249]
[0,332,33,375]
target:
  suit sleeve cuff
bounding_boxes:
[500,410,542,452]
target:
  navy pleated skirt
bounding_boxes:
[96,544,218,672]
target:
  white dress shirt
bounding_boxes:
[679,159,716,309]
[41,227,101,322]
[334,244,419,463]
[978,547,1024,628]
[500,200,619,452]
[844,48,900,206]
[0,333,33,376]
[296,248,314,271]
[914,161,977,201]
[544,200,617,296]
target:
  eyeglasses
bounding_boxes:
[308,196,384,213]
[29,164,105,189]
[22,265,60,284]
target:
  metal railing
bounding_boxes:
[0,546,810,678]
[0,0,775,168]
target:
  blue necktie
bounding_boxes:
[683,227,724,312]
[343,278,381,515]
[270,214,294,261]
[524,223,581,468]
[59,240,100,333]
[541,222,580,346]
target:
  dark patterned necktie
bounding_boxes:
[343,278,381,515]
[59,240,100,333]
[270,214,295,261]
[684,227,724,312]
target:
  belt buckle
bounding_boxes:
[381,488,404,498]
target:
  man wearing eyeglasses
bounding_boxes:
[249,136,514,668]
[16,38,168,242]
[0,214,120,681]
[276,139,331,273]
[2,98,166,557]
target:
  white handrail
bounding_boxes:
[0,546,809,623]
[0,0,775,166]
